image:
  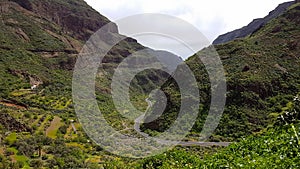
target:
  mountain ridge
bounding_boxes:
[8,0,118,41]
[213,0,296,44]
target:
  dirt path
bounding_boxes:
[71,123,77,134]
[134,98,152,137]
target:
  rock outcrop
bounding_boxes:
[9,0,118,41]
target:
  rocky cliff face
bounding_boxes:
[9,0,118,41]
[213,1,296,45]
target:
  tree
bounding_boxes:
[29,159,43,168]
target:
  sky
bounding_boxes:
[84,0,289,59]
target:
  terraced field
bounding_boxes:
[46,116,63,139]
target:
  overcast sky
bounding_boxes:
[84,0,289,59]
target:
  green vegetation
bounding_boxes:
[142,2,300,141]
[0,0,299,168]
[137,123,300,168]
[4,132,17,145]
[136,95,300,168]
[46,116,63,139]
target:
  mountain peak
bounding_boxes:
[6,0,118,41]
[213,1,296,45]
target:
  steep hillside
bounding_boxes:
[142,1,300,141]
[213,1,295,44]
[9,0,118,41]
[0,0,181,168]
[0,0,178,114]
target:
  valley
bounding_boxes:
[0,0,299,168]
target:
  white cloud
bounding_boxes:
[84,0,289,59]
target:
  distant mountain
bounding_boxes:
[213,1,296,45]
[149,50,183,72]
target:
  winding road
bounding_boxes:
[133,98,231,147]
[134,98,152,137]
